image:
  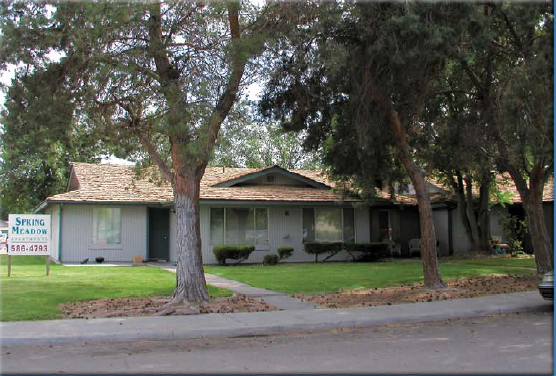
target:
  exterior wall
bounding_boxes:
[432,208,449,256]
[370,207,420,256]
[60,205,147,262]
[451,204,509,255]
[247,174,307,187]
[199,204,370,264]
[489,206,508,242]
[44,205,60,261]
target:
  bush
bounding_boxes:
[263,254,279,266]
[304,242,343,263]
[213,245,255,265]
[344,243,389,262]
[277,247,294,261]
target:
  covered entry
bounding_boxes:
[148,208,170,261]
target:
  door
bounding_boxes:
[378,210,390,240]
[148,208,170,260]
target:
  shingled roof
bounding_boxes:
[41,162,554,208]
[44,163,363,205]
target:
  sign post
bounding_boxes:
[8,214,51,276]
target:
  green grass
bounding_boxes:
[204,257,537,295]
[0,256,232,322]
[443,256,537,269]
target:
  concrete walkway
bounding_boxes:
[149,262,316,311]
[1,291,551,346]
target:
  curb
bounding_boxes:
[1,295,551,346]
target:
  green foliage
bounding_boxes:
[0,65,105,216]
[211,105,321,169]
[277,247,294,260]
[213,245,255,265]
[263,254,279,266]
[499,214,529,254]
[304,242,343,263]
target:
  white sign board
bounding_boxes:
[8,214,51,256]
[0,229,7,255]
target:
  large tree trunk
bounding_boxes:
[523,197,553,274]
[502,158,553,274]
[170,172,209,304]
[449,171,491,254]
[384,104,445,288]
[477,172,491,254]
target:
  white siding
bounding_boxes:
[432,208,449,256]
[489,206,509,242]
[200,204,370,264]
[45,205,60,261]
[355,207,370,243]
[61,205,147,262]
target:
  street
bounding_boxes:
[1,310,553,374]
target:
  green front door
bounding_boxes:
[148,208,170,260]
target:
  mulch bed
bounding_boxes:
[294,274,541,309]
[60,274,541,319]
[60,293,280,319]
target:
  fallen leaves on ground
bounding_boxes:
[294,274,541,309]
[60,293,279,319]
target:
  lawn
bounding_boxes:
[0,256,231,321]
[204,257,537,295]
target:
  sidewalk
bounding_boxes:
[1,291,550,346]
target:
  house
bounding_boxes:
[35,163,554,263]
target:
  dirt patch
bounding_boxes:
[294,274,541,309]
[60,294,280,319]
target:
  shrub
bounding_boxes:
[263,254,279,266]
[304,242,343,263]
[213,245,255,265]
[344,243,389,262]
[277,247,294,261]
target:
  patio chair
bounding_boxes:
[382,239,401,257]
[408,238,421,257]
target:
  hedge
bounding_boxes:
[344,243,389,262]
[277,247,294,261]
[304,242,343,263]
[213,245,255,265]
[263,254,279,266]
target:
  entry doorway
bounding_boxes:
[148,208,170,261]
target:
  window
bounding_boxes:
[303,207,356,243]
[92,208,121,245]
[210,208,268,245]
[210,208,224,245]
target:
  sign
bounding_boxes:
[8,214,51,255]
[0,228,7,255]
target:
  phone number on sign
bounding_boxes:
[10,244,48,253]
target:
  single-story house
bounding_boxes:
[35,163,554,264]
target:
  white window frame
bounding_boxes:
[210,207,269,246]
[303,207,357,243]
[92,207,122,246]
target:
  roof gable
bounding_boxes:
[212,165,331,189]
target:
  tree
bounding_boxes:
[451,2,553,272]
[1,62,104,216]
[1,1,291,304]
[261,2,476,288]
[422,63,497,255]
[210,103,321,169]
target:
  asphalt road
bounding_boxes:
[1,310,553,374]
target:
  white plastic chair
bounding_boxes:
[408,238,421,257]
[382,239,401,257]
